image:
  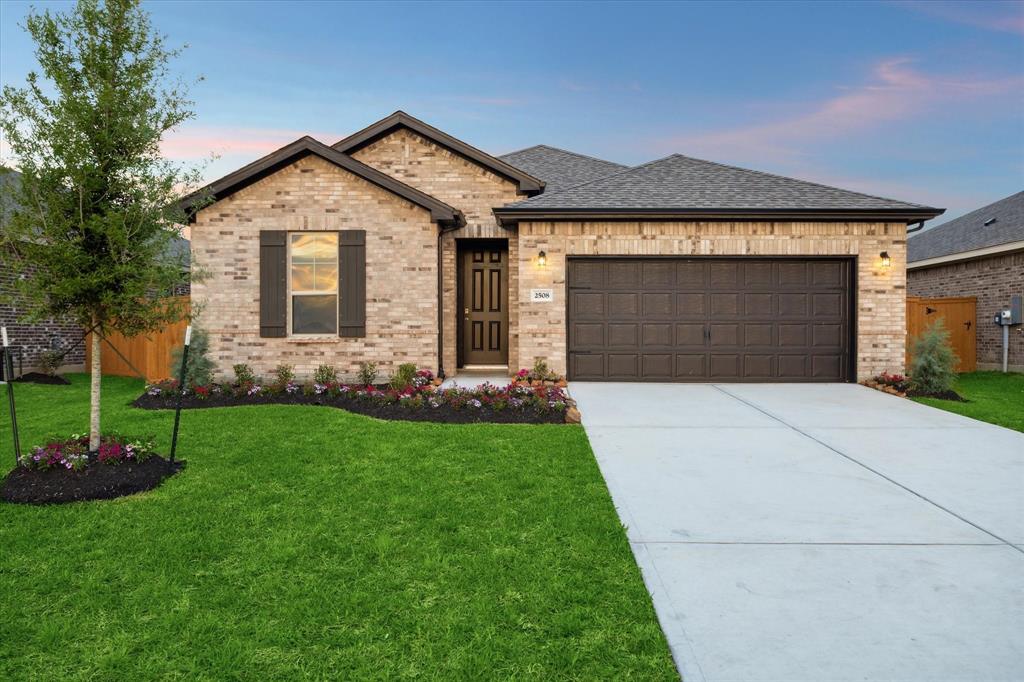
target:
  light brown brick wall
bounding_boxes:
[352,128,522,374]
[908,251,1024,371]
[515,221,908,381]
[190,155,440,381]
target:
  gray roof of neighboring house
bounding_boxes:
[908,191,1024,262]
[498,145,628,193]
[501,154,940,215]
[1,167,191,268]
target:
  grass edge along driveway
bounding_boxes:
[0,375,677,680]
[911,371,1024,433]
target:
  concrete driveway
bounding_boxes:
[572,383,1024,682]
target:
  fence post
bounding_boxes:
[2,327,21,465]
[169,325,191,463]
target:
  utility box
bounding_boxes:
[1011,294,1022,325]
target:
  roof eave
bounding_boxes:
[179,137,463,227]
[493,206,945,227]
[332,111,545,196]
[908,239,1024,270]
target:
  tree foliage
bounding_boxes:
[0,0,207,446]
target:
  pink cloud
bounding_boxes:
[160,126,339,160]
[656,58,1024,162]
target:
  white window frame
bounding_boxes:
[287,232,339,336]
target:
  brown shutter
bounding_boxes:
[259,231,287,338]
[339,230,366,338]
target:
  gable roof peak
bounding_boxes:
[180,135,463,227]
[333,111,544,196]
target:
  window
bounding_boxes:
[289,232,338,334]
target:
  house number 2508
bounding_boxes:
[530,289,554,302]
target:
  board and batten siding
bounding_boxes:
[514,220,908,381]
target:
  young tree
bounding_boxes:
[0,0,206,450]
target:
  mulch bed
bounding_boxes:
[133,391,568,424]
[907,389,966,402]
[2,456,184,505]
[13,372,71,385]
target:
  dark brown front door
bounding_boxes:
[568,257,853,382]
[460,244,509,365]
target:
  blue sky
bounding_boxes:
[2,0,1022,225]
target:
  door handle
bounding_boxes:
[464,307,470,321]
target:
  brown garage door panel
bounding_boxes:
[568,258,853,382]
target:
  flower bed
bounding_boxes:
[134,369,574,424]
[2,434,183,504]
[862,372,965,401]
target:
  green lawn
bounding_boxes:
[0,375,675,680]
[912,371,1024,432]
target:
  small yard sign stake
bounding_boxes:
[2,327,21,464]
[169,325,191,463]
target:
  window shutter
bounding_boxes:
[259,231,287,338]
[339,230,366,338]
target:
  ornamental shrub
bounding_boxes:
[37,349,63,376]
[357,361,378,386]
[273,364,295,390]
[389,363,417,391]
[314,364,337,385]
[170,326,215,387]
[233,363,256,386]
[908,319,958,395]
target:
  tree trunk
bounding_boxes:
[90,318,101,451]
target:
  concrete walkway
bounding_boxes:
[572,382,1024,682]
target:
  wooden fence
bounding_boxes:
[85,297,190,383]
[906,296,976,373]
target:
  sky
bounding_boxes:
[1,0,1022,226]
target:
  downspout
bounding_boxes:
[907,220,925,233]
[437,227,446,380]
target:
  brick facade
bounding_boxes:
[515,221,908,381]
[195,129,913,384]
[191,155,440,380]
[0,250,86,372]
[908,251,1024,371]
[351,129,522,374]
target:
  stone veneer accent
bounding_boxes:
[515,221,908,381]
[908,251,1024,371]
[191,155,440,380]
[351,128,522,373]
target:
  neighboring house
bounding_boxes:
[183,110,943,383]
[0,167,191,374]
[908,192,1024,372]
[0,168,85,373]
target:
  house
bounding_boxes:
[0,168,86,374]
[908,192,1024,372]
[183,111,943,383]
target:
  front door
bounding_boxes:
[460,243,509,365]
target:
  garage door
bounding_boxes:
[568,258,853,382]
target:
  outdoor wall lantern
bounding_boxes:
[879,251,891,268]
[537,250,547,267]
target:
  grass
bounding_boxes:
[911,371,1024,432]
[0,375,676,680]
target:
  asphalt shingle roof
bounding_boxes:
[498,145,628,193]
[1,168,190,268]
[908,191,1024,262]
[504,153,936,212]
